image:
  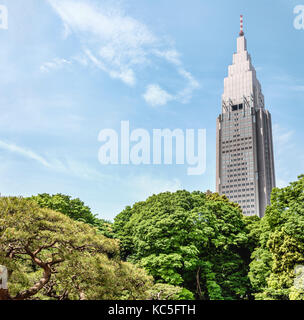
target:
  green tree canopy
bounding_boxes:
[249,175,304,300]
[114,190,253,300]
[30,193,96,225]
[0,197,152,300]
[30,193,115,238]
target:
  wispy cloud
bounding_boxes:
[40,58,72,73]
[153,49,182,66]
[176,68,200,103]
[0,139,106,181]
[58,158,107,181]
[143,84,173,107]
[46,0,199,105]
[0,139,181,205]
[84,49,136,86]
[151,49,200,103]
[0,140,52,168]
[142,68,199,107]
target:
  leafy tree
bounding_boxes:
[114,190,253,300]
[242,215,262,253]
[30,193,96,225]
[0,197,152,300]
[146,283,194,300]
[93,218,116,239]
[30,193,115,238]
[6,175,304,300]
[249,175,304,300]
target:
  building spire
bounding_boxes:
[239,15,244,36]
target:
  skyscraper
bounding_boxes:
[216,16,276,217]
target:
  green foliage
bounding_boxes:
[30,193,115,238]
[92,218,116,239]
[30,193,96,224]
[114,190,252,300]
[0,197,153,300]
[249,175,304,300]
[242,215,262,253]
[4,174,304,300]
[146,283,194,300]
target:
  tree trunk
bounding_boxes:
[0,289,11,300]
[196,267,202,299]
[14,268,52,300]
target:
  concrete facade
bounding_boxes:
[216,34,276,217]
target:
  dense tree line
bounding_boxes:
[1,175,304,300]
[249,175,304,300]
[114,191,252,300]
[29,193,115,239]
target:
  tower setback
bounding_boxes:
[216,17,276,217]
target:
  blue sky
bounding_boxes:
[0,0,303,220]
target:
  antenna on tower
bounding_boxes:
[239,15,244,36]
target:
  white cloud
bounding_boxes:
[153,49,182,66]
[47,0,155,85]
[59,158,107,180]
[177,68,200,103]
[143,68,199,106]
[84,49,136,86]
[0,139,106,181]
[40,58,72,73]
[0,140,52,168]
[0,139,182,205]
[143,84,173,107]
[46,0,199,105]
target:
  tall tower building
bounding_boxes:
[216,16,276,217]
